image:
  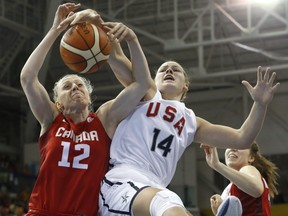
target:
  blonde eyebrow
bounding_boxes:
[61,80,71,86]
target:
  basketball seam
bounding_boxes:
[75,25,96,55]
[60,45,87,64]
[60,23,110,73]
[89,26,109,64]
[89,40,110,62]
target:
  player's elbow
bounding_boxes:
[238,140,253,150]
[20,69,37,89]
[20,70,30,87]
[236,131,255,149]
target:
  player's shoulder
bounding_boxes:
[95,100,118,137]
[96,100,114,115]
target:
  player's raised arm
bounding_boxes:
[195,66,279,149]
[104,22,157,99]
[96,22,154,138]
[20,3,81,132]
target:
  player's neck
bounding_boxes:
[64,108,90,124]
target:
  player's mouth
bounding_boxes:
[71,91,83,98]
[227,153,238,159]
[164,74,174,81]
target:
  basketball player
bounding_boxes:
[60,8,280,216]
[20,3,153,216]
[98,62,279,216]
[202,142,279,215]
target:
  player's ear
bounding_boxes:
[183,83,188,91]
[248,155,255,164]
[55,101,64,112]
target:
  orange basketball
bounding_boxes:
[60,22,111,74]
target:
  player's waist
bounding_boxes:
[105,163,166,188]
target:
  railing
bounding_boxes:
[0,0,45,33]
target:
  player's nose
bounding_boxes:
[72,83,79,90]
[165,68,173,74]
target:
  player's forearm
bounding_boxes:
[238,102,267,148]
[127,37,151,91]
[215,163,262,197]
[21,28,60,84]
[108,41,133,87]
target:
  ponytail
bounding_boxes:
[250,142,279,198]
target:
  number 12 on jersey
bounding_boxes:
[58,141,90,169]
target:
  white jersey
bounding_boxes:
[107,90,197,187]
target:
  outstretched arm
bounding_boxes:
[96,22,155,138]
[20,3,81,133]
[104,24,157,100]
[105,23,157,100]
[105,30,134,87]
[202,145,264,197]
[104,22,153,89]
[195,66,279,149]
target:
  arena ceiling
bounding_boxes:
[1,0,288,154]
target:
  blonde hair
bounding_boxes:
[250,142,279,198]
[52,74,93,102]
[180,64,190,101]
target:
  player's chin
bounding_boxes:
[77,99,91,108]
[71,98,87,105]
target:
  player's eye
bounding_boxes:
[63,84,70,89]
[158,67,167,73]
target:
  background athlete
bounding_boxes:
[203,142,278,216]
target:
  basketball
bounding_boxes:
[60,22,111,74]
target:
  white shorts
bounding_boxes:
[99,177,149,215]
[98,164,178,216]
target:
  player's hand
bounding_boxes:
[210,194,223,215]
[58,9,103,29]
[242,66,280,106]
[103,22,137,43]
[201,144,220,170]
[53,3,81,31]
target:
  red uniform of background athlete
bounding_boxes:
[229,177,271,216]
[27,112,111,216]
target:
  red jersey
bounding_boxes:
[229,177,271,216]
[27,113,111,216]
